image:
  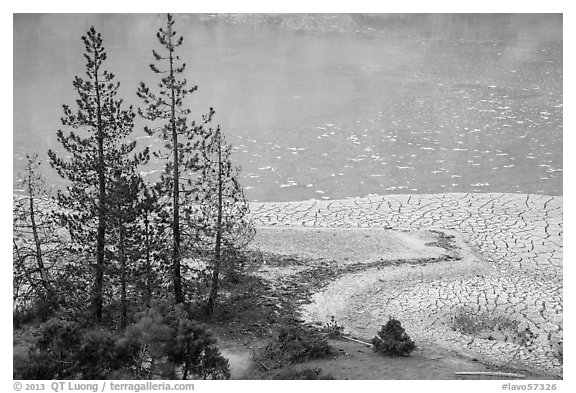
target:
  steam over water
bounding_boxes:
[13,14,562,201]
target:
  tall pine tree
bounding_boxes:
[137,13,213,305]
[48,27,148,322]
[194,127,255,315]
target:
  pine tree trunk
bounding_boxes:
[93,46,106,322]
[144,209,152,306]
[207,130,223,316]
[168,27,184,305]
[13,238,42,300]
[119,226,127,330]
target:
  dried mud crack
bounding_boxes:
[247,193,563,378]
[259,252,461,312]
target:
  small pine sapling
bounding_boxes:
[372,318,416,356]
[322,316,345,339]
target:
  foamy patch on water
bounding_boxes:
[140,170,159,176]
[258,166,276,171]
[280,178,298,188]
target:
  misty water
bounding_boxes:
[13,14,562,202]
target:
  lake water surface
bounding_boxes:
[13,14,563,201]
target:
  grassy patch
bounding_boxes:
[451,308,521,344]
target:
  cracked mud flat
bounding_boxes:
[249,193,563,378]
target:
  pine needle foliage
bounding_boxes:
[137,13,214,305]
[48,27,149,322]
[372,318,417,357]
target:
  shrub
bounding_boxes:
[322,316,345,339]
[13,296,57,328]
[451,308,520,342]
[75,329,119,379]
[123,301,230,380]
[13,317,125,379]
[14,318,82,379]
[14,347,58,380]
[372,318,416,357]
[196,346,232,380]
[169,308,231,380]
[13,348,32,379]
[13,302,231,380]
[34,317,84,378]
[265,325,332,365]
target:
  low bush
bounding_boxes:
[13,317,123,379]
[121,300,231,380]
[13,348,32,378]
[14,318,82,379]
[75,329,119,379]
[372,318,416,357]
[322,316,345,339]
[451,308,520,341]
[14,347,59,380]
[14,301,231,380]
[264,325,332,365]
[13,296,57,328]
